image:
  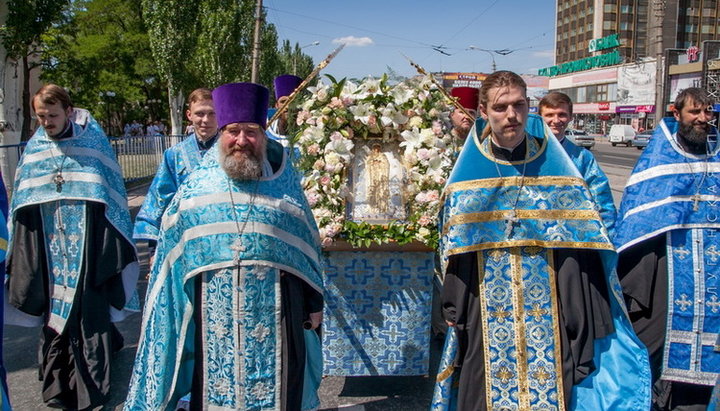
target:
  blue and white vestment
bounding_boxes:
[4,117,139,409]
[133,133,216,242]
[125,140,323,410]
[615,118,720,388]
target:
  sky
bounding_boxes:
[265,0,557,80]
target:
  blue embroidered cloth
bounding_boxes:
[560,138,617,237]
[6,119,139,327]
[322,251,434,376]
[125,141,323,410]
[615,118,720,386]
[432,114,650,410]
[133,133,212,241]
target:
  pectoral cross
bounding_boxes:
[231,237,245,265]
[692,194,702,212]
[504,210,519,238]
[53,173,65,193]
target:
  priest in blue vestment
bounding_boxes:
[125,82,323,410]
[616,87,720,410]
[431,71,650,411]
[4,84,139,410]
[133,88,219,244]
[539,91,616,236]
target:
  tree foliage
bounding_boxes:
[34,0,317,135]
[1,0,68,58]
[41,0,164,135]
[1,0,70,140]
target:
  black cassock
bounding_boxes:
[6,201,135,410]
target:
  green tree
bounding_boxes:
[192,0,254,87]
[41,0,163,136]
[141,0,199,134]
[0,0,69,140]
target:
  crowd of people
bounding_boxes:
[0,70,718,410]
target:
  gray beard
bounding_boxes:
[220,150,262,180]
[679,122,710,146]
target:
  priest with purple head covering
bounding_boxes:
[125,82,324,411]
[268,74,303,148]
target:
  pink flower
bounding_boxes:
[320,176,331,186]
[307,144,321,156]
[296,110,311,125]
[330,131,343,141]
[418,215,432,226]
[321,237,334,247]
[329,97,345,109]
[313,159,325,170]
[426,190,440,202]
[415,192,428,203]
[307,191,321,207]
[417,148,431,161]
[368,115,378,128]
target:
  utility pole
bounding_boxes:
[250,0,263,83]
[652,0,667,127]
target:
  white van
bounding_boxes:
[608,124,637,147]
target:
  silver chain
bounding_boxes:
[226,178,261,265]
[490,136,529,238]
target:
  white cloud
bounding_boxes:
[533,50,555,58]
[332,36,374,47]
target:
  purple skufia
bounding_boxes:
[212,82,269,130]
[274,75,302,100]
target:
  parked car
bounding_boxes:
[564,129,595,149]
[608,124,637,147]
[633,130,653,149]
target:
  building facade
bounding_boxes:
[547,0,719,134]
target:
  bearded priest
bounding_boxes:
[124,82,324,410]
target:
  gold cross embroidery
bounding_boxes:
[528,303,548,322]
[494,366,514,384]
[531,366,552,385]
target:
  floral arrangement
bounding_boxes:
[293,74,461,249]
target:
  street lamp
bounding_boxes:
[467,46,497,72]
[294,41,320,75]
[467,46,515,72]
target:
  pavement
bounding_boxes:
[4,182,443,410]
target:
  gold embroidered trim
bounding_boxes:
[511,248,530,409]
[474,131,549,165]
[444,176,586,195]
[436,365,455,382]
[447,241,614,256]
[478,251,494,411]
[444,209,599,235]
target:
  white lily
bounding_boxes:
[380,103,408,128]
[348,102,374,125]
[400,128,423,154]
